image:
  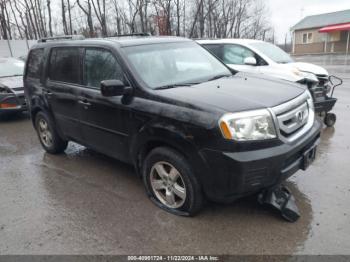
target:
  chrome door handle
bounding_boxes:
[78,100,91,106]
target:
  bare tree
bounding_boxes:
[46,0,53,36]
[91,0,107,36]
[77,0,94,37]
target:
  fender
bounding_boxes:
[129,119,210,188]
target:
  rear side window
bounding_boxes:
[27,49,44,78]
[84,48,124,88]
[49,48,80,84]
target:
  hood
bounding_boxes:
[0,76,24,91]
[283,62,329,76]
[156,73,306,113]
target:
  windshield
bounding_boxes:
[0,58,24,77]
[250,42,294,64]
[123,41,231,89]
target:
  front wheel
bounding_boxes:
[35,111,68,154]
[142,147,203,216]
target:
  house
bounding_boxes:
[291,9,350,55]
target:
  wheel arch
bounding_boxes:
[130,123,209,187]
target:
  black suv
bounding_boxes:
[24,36,321,216]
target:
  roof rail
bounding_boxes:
[38,35,85,43]
[113,32,152,37]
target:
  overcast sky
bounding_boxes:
[267,0,350,43]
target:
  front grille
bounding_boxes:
[271,92,314,142]
[277,102,309,137]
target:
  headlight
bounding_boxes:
[219,109,277,141]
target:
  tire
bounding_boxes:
[324,112,336,127]
[35,111,68,154]
[142,147,203,216]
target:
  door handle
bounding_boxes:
[43,89,53,97]
[78,99,91,108]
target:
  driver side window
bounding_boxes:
[84,48,124,89]
[223,44,255,65]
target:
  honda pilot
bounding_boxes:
[24,36,321,216]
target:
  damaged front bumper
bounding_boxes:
[199,120,321,203]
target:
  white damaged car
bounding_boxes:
[198,39,341,127]
[197,39,329,86]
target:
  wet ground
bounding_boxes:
[1,55,350,255]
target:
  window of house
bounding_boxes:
[84,48,124,88]
[302,32,313,44]
[49,48,80,84]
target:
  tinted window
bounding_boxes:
[203,45,223,59]
[49,48,80,84]
[84,49,123,88]
[223,45,255,65]
[26,49,43,78]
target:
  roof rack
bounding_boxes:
[38,35,85,43]
[113,32,151,37]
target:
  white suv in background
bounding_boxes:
[197,39,329,86]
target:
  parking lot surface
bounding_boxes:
[1,55,350,255]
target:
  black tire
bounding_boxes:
[35,111,68,154]
[142,147,203,216]
[324,112,336,127]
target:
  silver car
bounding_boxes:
[0,57,26,115]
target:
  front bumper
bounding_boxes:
[200,120,321,202]
[0,93,27,113]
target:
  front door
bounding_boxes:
[222,44,262,74]
[78,47,132,162]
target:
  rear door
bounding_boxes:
[77,47,132,162]
[45,47,82,141]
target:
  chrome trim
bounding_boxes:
[277,102,308,134]
[270,91,314,143]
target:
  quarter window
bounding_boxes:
[49,48,80,84]
[27,49,44,78]
[84,48,123,88]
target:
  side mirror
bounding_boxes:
[244,57,257,66]
[100,80,131,97]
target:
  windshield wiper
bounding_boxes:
[154,83,199,90]
[207,74,232,81]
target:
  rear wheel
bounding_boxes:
[142,147,203,216]
[35,111,68,154]
[324,112,336,127]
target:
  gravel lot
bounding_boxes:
[0,54,349,255]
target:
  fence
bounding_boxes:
[0,40,38,58]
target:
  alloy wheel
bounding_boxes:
[38,118,53,148]
[150,161,186,209]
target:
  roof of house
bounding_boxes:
[291,9,350,31]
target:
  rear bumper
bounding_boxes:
[199,120,321,202]
[0,93,27,113]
